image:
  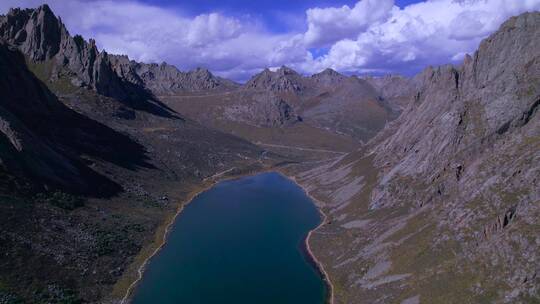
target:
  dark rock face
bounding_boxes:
[0,5,61,61]
[0,42,127,195]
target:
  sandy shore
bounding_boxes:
[117,167,261,303]
[283,173,335,304]
[305,213,335,304]
[117,168,334,304]
[119,182,213,304]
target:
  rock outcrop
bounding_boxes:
[109,56,239,96]
[0,5,129,99]
[244,66,307,93]
[0,5,61,61]
[222,92,301,127]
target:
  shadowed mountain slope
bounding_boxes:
[0,42,132,196]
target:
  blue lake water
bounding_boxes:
[132,172,327,304]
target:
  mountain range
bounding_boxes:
[0,4,538,304]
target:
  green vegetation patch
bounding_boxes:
[388,210,510,303]
[94,222,143,256]
[32,285,82,304]
[25,58,79,95]
[25,57,54,82]
[388,214,450,274]
[0,280,23,304]
[0,291,24,304]
[35,191,85,211]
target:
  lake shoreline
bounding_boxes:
[118,168,334,304]
[118,167,254,303]
[118,182,211,304]
[283,173,335,304]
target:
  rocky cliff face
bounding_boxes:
[1,5,129,99]
[0,5,233,101]
[294,11,540,304]
[0,6,61,61]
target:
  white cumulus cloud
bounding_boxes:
[303,0,394,47]
[303,0,540,75]
[1,0,540,80]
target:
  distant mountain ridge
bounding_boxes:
[239,65,403,141]
[0,3,400,148]
[244,65,379,96]
[0,4,410,143]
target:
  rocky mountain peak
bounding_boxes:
[35,4,53,13]
[0,4,64,61]
[276,65,299,76]
[311,68,347,85]
[0,5,127,99]
[188,67,212,79]
[182,67,223,90]
[371,10,540,207]
[245,66,305,93]
[0,5,237,99]
[319,68,341,76]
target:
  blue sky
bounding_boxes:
[135,0,423,33]
[141,0,422,12]
[1,0,539,81]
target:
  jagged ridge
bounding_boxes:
[0,5,234,101]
